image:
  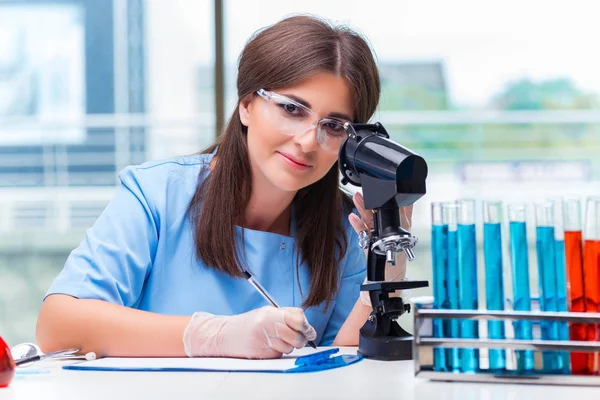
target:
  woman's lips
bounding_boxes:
[277,152,312,170]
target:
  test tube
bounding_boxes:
[594,200,600,376]
[431,202,447,372]
[483,201,506,372]
[564,197,588,374]
[442,202,461,372]
[535,202,560,373]
[583,197,600,374]
[457,199,479,373]
[549,196,570,374]
[508,204,534,372]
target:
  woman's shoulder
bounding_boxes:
[116,152,215,210]
[120,153,213,185]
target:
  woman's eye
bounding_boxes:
[279,102,302,116]
[323,121,345,136]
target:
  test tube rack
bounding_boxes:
[413,308,600,386]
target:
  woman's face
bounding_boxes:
[239,73,354,193]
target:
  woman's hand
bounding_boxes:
[183,306,317,359]
[347,191,412,282]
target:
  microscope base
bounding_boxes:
[357,335,413,361]
[357,319,414,361]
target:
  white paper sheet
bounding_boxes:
[68,347,331,372]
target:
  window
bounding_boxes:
[0,0,214,346]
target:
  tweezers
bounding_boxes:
[15,348,80,366]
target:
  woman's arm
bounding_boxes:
[36,166,179,356]
[332,251,408,346]
[331,298,371,346]
[37,294,190,357]
[37,294,317,359]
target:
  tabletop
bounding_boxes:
[2,347,600,400]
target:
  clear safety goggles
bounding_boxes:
[256,88,350,154]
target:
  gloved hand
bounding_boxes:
[348,192,413,305]
[183,306,317,359]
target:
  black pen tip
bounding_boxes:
[308,341,317,349]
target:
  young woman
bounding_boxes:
[36,15,412,359]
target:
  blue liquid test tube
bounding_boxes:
[483,201,506,372]
[508,204,535,372]
[457,199,479,373]
[442,202,461,372]
[549,197,570,374]
[431,202,448,371]
[535,202,561,373]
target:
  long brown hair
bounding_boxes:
[188,15,380,310]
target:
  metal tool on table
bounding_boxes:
[11,343,96,367]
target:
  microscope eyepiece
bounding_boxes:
[339,122,428,210]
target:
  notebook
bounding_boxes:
[62,347,362,373]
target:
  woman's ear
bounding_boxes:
[238,94,254,127]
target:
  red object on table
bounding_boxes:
[0,336,15,388]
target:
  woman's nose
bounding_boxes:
[293,124,321,152]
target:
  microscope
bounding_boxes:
[339,122,429,361]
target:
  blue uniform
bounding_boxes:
[45,151,367,346]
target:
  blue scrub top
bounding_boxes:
[45,151,367,346]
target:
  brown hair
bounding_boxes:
[188,15,380,310]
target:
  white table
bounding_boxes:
[3,347,600,400]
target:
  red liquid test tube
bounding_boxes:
[564,198,589,375]
[582,197,600,374]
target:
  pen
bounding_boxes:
[243,270,317,349]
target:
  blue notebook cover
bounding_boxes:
[63,348,362,373]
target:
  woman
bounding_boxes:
[36,15,411,359]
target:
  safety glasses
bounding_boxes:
[256,89,350,154]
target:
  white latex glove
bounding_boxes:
[347,192,412,305]
[183,306,317,359]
